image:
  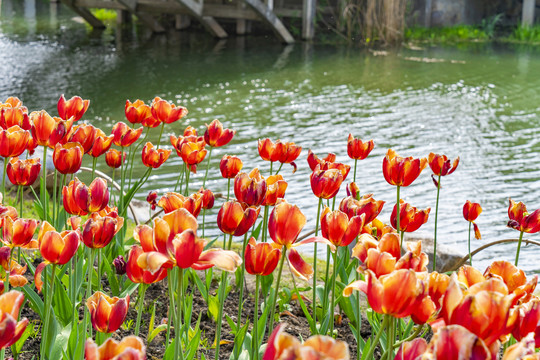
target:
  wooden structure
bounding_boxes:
[58,0,318,43]
[521,0,536,27]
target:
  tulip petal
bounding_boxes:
[287,248,313,281]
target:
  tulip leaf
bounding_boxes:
[237,350,250,360]
[13,323,33,354]
[260,273,274,299]
[185,314,202,360]
[119,280,138,298]
[101,258,120,296]
[230,322,249,360]
[53,275,73,327]
[50,324,71,360]
[163,339,175,360]
[192,269,208,302]
[21,284,44,317]
[207,294,220,322]
[148,324,167,343]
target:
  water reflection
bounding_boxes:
[1,3,540,272]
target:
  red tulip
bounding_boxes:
[352,233,400,278]
[85,336,146,360]
[82,212,124,249]
[105,148,126,169]
[57,94,89,121]
[339,194,385,224]
[0,249,29,291]
[125,99,152,125]
[69,124,96,154]
[0,107,30,130]
[382,149,427,187]
[30,110,73,148]
[204,119,235,147]
[263,175,287,206]
[146,191,158,210]
[53,142,84,174]
[390,200,430,233]
[151,97,188,124]
[394,338,428,360]
[310,167,344,199]
[0,290,29,349]
[87,129,113,158]
[320,207,364,247]
[217,201,259,237]
[6,157,40,186]
[1,216,38,248]
[428,152,459,177]
[307,149,336,171]
[347,134,374,160]
[234,168,267,207]
[511,299,540,342]
[86,291,129,333]
[245,238,281,276]
[0,97,23,108]
[0,126,29,158]
[37,221,80,265]
[507,198,540,233]
[198,188,215,210]
[158,192,203,217]
[141,142,171,168]
[422,325,493,360]
[112,122,143,147]
[463,200,482,239]
[63,177,110,216]
[126,245,167,284]
[220,155,243,179]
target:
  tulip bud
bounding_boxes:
[113,255,127,275]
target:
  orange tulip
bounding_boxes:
[428,152,459,177]
[151,97,188,124]
[382,149,427,187]
[126,245,167,284]
[88,129,114,157]
[220,155,243,179]
[234,168,267,207]
[125,99,152,125]
[441,274,515,345]
[0,97,23,109]
[179,139,207,167]
[0,290,29,349]
[263,323,349,360]
[1,216,38,248]
[158,192,203,217]
[395,241,429,273]
[62,177,110,216]
[85,336,146,360]
[263,175,287,206]
[57,94,89,121]
[7,157,40,186]
[52,142,83,174]
[141,142,171,168]
[217,201,259,237]
[38,221,80,265]
[463,200,482,240]
[343,269,427,318]
[198,188,215,210]
[352,233,400,278]
[86,291,129,333]
[204,119,235,147]
[258,138,280,162]
[82,212,124,249]
[422,325,493,360]
[390,200,430,233]
[69,124,96,153]
[511,299,540,342]
[483,260,533,296]
[320,207,364,247]
[30,110,73,148]
[507,198,540,233]
[339,194,385,224]
[0,107,30,130]
[136,229,241,273]
[111,122,143,147]
[258,139,302,164]
[269,200,333,280]
[0,126,29,158]
[307,149,336,171]
[346,182,360,199]
[183,126,198,137]
[347,134,374,160]
[310,167,344,199]
[134,208,198,255]
[105,148,126,169]
[394,338,428,360]
[425,271,451,310]
[0,248,29,291]
[146,191,158,210]
[245,237,281,276]
[503,333,540,360]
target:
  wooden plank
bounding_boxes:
[424,0,432,27]
[172,0,228,38]
[522,0,535,27]
[60,0,105,28]
[117,0,165,32]
[301,0,315,39]
[243,0,294,43]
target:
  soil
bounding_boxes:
[8,273,373,360]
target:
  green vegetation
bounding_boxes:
[508,24,540,44]
[404,26,489,44]
[90,8,117,25]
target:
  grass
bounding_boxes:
[508,24,540,44]
[404,25,489,44]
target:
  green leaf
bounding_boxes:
[192,269,208,302]
[120,280,138,298]
[207,295,219,322]
[50,324,71,360]
[21,284,44,317]
[101,257,120,296]
[53,274,72,327]
[148,324,167,343]
[13,323,33,354]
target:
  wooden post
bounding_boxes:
[175,14,191,30]
[236,1,248,35]
[522,0,535,27]
[425,0,432,27]
[302,0,316,39]
[243,0,294,43]
[60,0,105,29]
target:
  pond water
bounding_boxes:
[2,1,540,273]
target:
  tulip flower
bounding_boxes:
[125,99,153,125]
[258,139,302,173]
[307,149,336,171]
[0,290,29,349]
[346,182,360,199]
[263,175,287,206]
[146,191,158,210]
[105,148,126,169]
[234,168,267,207]
[112,255,127,275]
[63,177,110,216]
[394,338,428,360]
[86,291,129,333]
[0,106,30,130]
[204,119,235,147]
[85,336,146,360]
[382,149,427,187]
[178,139,207,168]
[88,129,114,157]
[52,142,84,175]
[57,94,89,121]
[0,126,29,158]
[198,188,214,210]
[82,212,124,249]
[0,249,29,291]
[30,110,73,148]
[352,233,400,278]
[0,97,23,108]
[245,238,281,276]
[347,134,374,181]
[151,97,188,124]
[220,155,243,179]
[141,142,171,168]
[158,192,203,217]
[390,200,430,236]
[1,216,38,249]
[6,157,40,187]
[217,201,260,237]
[111,122,143,147]
[395,241,429,273]
[463,200,482,264]
[310,167,344,200]
[183,126,197,137]
[258,138,280,162]
[507,198,540,266]
[69,124,97,153]
[511,298,540,343]
[339,194,385,225]
[321,208,364,248]
[483,260,534,297]
[421,325,493,360]
[126,245,167,284]
[502,333,540,360]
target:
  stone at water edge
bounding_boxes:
[404,233,465,272]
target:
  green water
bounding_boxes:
[2,0,540,271]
